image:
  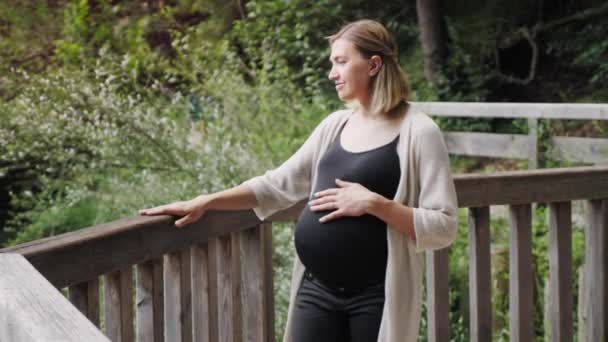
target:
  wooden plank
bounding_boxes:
[239,224,274,342]
[68,278,100,327]
[411,101,608,120]
[0,253,109,342]
[180,248,193,342]
[136,260,164,342]
[426,248,450,342]
[468,207,492,342]
[262,223,275,342]
[454,165,608,208]
[585,199,608,341]
[0,209,260,288]
[548,201,573,342]
[3,166,608,288]
[442,132,529,159]
[103,266,134,342]
[216,233,243,342]
[528,118,538,169]
[152,258,164,342]
[164,252,182,342]
[509,204,534,342]
[191,242,216,342]
[551,136,608,165]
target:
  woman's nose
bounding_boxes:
[328,67,338,80]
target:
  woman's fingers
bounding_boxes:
[174,210,203,228]
[139,203,186,216]
[314,188,339,198]
[174,214,192,228]
[319,209,343,223]
[310,201,338,211]
[309,195,337,206]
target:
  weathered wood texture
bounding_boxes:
[68,278,100,327]
[468,207,492,342]
[164,252,183,342]
[191,242,217,342]
[411,102,608,165]
[426,248,450,342]
[411,101,608,119]
[239,223,275,342]
[103,267,134,342]
[454,166,608,208]
[548,202,573,342]
[442,132,529,159]
[551,136,608,165]
[136,259,164,342]
[1,166,607,290]
[0,253,109,342]
[585,199,608,342]
[509,204,534,342]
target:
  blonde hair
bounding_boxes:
[326,19,410,117]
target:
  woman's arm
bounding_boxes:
[139,183,258,228]
[366,195,416,241]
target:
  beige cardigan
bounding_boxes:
[243,106,458,342]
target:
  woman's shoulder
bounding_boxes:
[315,108,353,131]
[402,107,441,135]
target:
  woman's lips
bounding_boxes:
[335,82,345,90]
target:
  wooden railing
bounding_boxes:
[1,165,607,341]
[412,102,608,167]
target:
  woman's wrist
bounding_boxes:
[365,193,390,216]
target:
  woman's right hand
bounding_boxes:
[138,196,211,228]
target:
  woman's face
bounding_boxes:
[328,38,374,103]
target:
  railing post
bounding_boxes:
[468,206,492,342]
[509,204,534,341]
[585,199,608,341]
[215,233,243,342]
[103,266,134,342]
[548,201,573,342]
[528,117,538,169]
[164,252,183,341]
[136,258,164,342]
[191,242,217,342]
[238,222,275,342]
[68,278,100,327]
[426,248,449,342]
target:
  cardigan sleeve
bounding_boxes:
[242,118,327,221]
[412,121,459,252]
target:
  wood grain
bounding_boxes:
[0,253,109,341]
[509,204,534,342]
[103,267,134,342]
[68,278,100,327]
[426,248,450,342]
[585,199,608,341]
[548,201,573,342]
[412,101,608,119]
[468,207,492,342]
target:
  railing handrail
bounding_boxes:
[412,101,608,120]
[1,165,607,288]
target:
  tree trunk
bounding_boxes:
[416,0,449,85]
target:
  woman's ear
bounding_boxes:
[369,55,383,77]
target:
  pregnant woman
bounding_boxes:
[140,19,458,342]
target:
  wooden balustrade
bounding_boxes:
[1,165,608,341]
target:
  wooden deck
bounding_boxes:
[1,165,607,341]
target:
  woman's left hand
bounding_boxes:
[309,178,378,222]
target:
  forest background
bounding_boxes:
[1,0,607,340]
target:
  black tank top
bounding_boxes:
[294,118,401,289]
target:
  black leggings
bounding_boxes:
[292,270,385,342]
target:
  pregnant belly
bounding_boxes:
[294,205,388,288]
